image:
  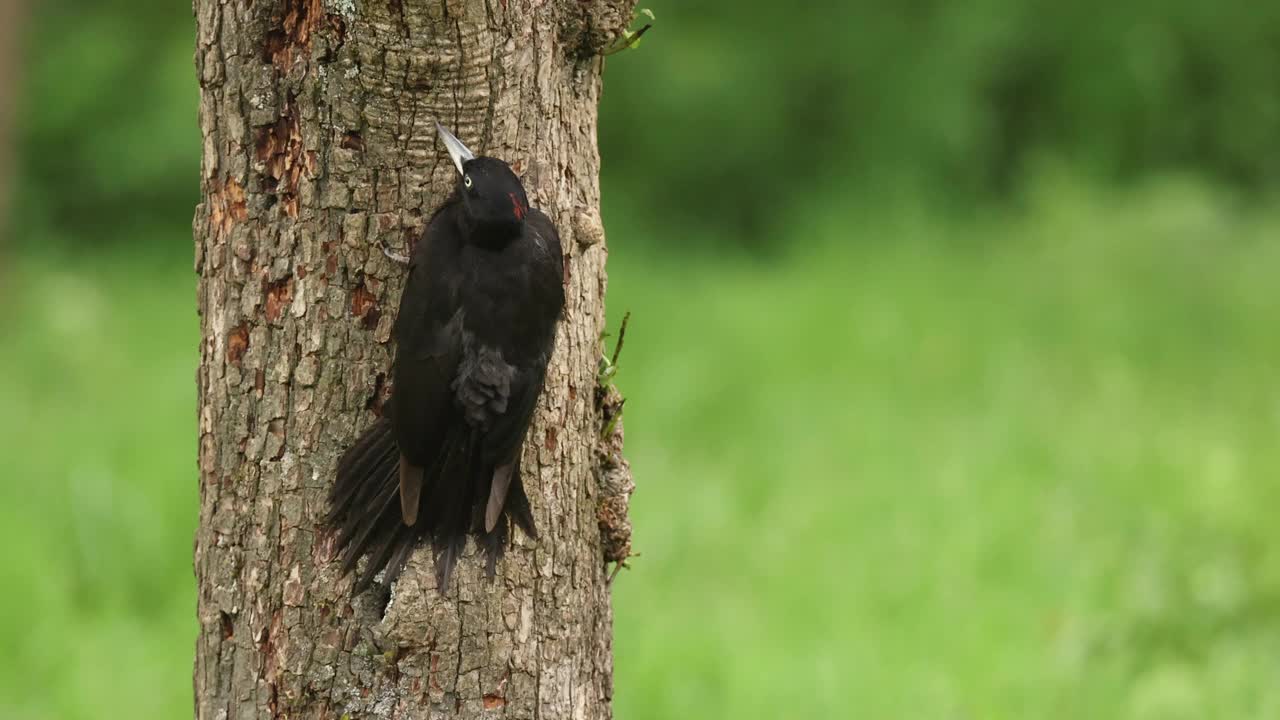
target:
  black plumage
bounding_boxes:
[327,124,564,595]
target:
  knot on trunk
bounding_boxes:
[562,0,641,58]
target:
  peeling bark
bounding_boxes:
[192,1,636,717]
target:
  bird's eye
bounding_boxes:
[463,175,473,188]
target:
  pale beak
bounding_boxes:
[435,121,476,175]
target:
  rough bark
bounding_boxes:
[192,1,636,718]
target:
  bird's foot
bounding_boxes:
[381,240,411,266]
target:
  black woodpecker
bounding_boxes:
[327,122,565,594]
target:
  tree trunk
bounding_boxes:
[192,2,636,718]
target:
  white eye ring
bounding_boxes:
[463,175,473,188]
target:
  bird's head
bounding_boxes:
[436,122,530,235]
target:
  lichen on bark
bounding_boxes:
[192,1,637,717]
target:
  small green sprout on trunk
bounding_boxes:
[603,8,655,56]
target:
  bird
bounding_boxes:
[326,122,565,595]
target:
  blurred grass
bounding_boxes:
[0,247,198,719]
[3,175,1280,717]
[605,174,1280,719]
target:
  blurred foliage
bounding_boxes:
[600,2,1280,244]
[15,0,198,249]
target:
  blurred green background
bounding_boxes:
[4,1,1280,718]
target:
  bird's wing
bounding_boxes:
[479,363,548,531]
[475,209,563,532]
[524,209,565,305]
[451,339,548,532]
[390,207,464,525]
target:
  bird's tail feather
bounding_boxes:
[328,418,539,595]
[505,464,538,541]
[426,425,478,591]
[480,520,508,579]
[328,419,426,594]
[327,419,394,525]
[477,455,537,578]
[433,533,466,591]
